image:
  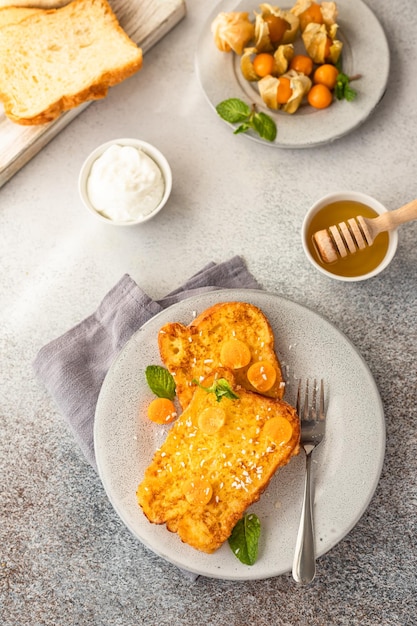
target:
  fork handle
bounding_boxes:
[292,452,316,585]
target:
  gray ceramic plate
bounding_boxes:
[94,290,385,580]
[195,0,390,148]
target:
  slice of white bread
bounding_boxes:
[0,0,143,125]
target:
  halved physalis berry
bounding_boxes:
[262,416,293,445]
[198,406,226,435]
[220,338,251,369]
[147,397,177,424]
[247,360,277,392]
[184,478,213,505]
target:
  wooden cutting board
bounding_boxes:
[0,0,186,188]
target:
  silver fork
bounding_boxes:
[292,379,326,585]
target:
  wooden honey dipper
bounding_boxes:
[313,198,417,264]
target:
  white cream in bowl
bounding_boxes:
[79,138,172,225]
[87,144,164,222]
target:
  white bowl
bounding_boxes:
[78,138,172,226]
[301,191,398,282]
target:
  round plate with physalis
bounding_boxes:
[195,0,389,148]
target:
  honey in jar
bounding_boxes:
[306,200,390,278]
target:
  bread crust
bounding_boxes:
[0,7,43,28]
[158,301,285,409]
[137,369,300,554]
[0,1,70,7]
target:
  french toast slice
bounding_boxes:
[137,368,300,554]
[158,301,285,409]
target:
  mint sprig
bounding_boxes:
[228,513,261,565]
[334,56,359,102]
[193,377,239,402]
[216,98,277,142]
[145,365,176,400]
[334,72,358,101]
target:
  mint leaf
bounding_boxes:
[234,123,250,135]
[344,84,357,102]
[216,98,251,123]
[334,74,346,99]
[335,72,357,102]
[228,513,261,565]
[216,98,277,142]
[193,378,239,402]
[145,365,176,400]
[252,111,277,142]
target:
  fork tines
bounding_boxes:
[296,379,325,421]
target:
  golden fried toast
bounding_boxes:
[158,301,285,409]
[137,369,300,554]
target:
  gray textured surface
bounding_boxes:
[1,0,417,624]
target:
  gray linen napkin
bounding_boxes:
[33,255,261,470]
[33,255,261,580]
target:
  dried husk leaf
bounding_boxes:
[291,0,313,18]
[254,11,273,52]
[327,24,343,63]
[274,44,295,74]
[254,3,299,52]
[302,22,342,64]
[291,0,338,32]
[241,44,294,81]
[321,2,339,26]
[258,75,280,109]
[258,69,311,113]
[211,12,255,55]
[282,70,312,113]
[241,47,262,81]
